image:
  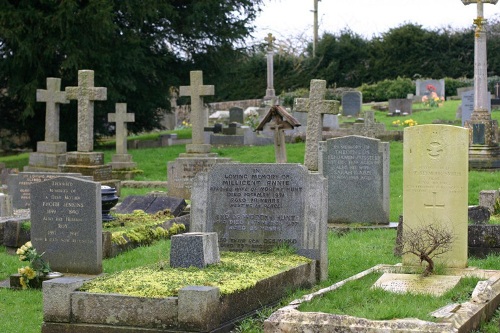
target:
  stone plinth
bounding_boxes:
[59,152,114,184]
[170,232,220,268]
[25,141,67,172]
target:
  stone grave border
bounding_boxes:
[41,260,317,333]
[264,264,500,333]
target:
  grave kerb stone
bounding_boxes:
[294,80,340,171]
[65,70,107,152]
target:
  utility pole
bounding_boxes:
[313,0,319,57]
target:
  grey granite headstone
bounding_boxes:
[461,90,491,126]
[7,172,91,209]
[319,135,390,224]
[229,107,244,124]
[341,91,362,117]
[388,99,412,115]
[323,114,339,129]
[30,176,102,274]
[170,232,220,268]
[416,79,445,98]
[191,163,328,281]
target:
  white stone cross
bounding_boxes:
[179,71,214,153]
[108,103,135,155]
[36,78,69,142]
[65,70,107,152]
[295,80,340,171]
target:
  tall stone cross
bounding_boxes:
[179,71,214,154]
[65,70,107,152]
[295,80,340,171]
[36,78,69,142]
[108,103,134,155]
[264,33,276,102]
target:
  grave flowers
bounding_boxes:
[422,84,444,108]
[16,241,52,289]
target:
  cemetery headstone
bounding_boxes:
[25,78,69,172]
[107,103,137,174]
[168,71,232,199]
[7,172,91,209]
[191,163,328,280]
[229,107,244,124]
[341,91,362,117]
[30,176,102,274]
[403,125,468,268]
[0,193,13,217]
[352,111,386,138]
[294,80,340,171]
[319,135,389,224]
[388,99,412,115]
[415,79,445,99]
[60,70,116,186]
[322,114,339,130]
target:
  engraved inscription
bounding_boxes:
[326,143,380,181]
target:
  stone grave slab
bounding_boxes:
[191,163,328,280]
[372,273,461,296]
[115,194,186,216]
[319,135,389,224]
[403,125,469,268]
[341,91,362,117]
[30,176,102,274]
[7,172,91,209]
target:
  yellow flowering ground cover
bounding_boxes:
[80,251,311,298]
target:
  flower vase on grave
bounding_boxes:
[101,186,119,222]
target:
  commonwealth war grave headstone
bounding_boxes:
[319,135,389,224]
[30,176,102,274]
[341,91,362,117]
[403,125,468,268]
[191,163,328,280]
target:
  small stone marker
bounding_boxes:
[319,135,389,224]
[107,103,137,170]
[388,99,412,115]
[403,125,468,268]
[372,273,461,296]
[66,70,107,152]
[191,163,328,280]
[170,232,220,268]
[294,80,340,171]
[352,111,386,138]
[30,176,102,274]
[341,91,362,117]
[0,193,13,217]
[7,172,91,209]
[229,107,244,124]
[179,71,214,154]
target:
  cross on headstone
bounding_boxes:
[264,33,276,51]
[179,71,214,152]
[424,192,445,210]
[108,103,135,155]
[294,80,340,171]
[37,78,69,142]
[65,70,107,152]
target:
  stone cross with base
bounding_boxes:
[108,103,134,155]
[294,80,340,171]
[66,70,107,152]
[37,78,69,143]
[179,71,214,154]
[264,33,276,103]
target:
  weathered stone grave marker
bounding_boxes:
[388,98,412,115]
[191,163,328,280]
[294,80,340,171]
[403,125,468,268]
[31,176,102,274]
[107,103,137,176]
[170,232,220,268]
[319,135,389,224]
[352,111,386,138]
[25,78,69,172]
[341,91,362,117]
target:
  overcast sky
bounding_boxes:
[249,0,500,43]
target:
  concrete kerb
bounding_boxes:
[264,264,500,333]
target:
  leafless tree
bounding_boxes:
[402,223,454,277]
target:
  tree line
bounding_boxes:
[1,1,499,150]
